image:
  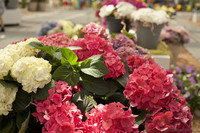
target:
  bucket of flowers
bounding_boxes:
[132,8,169,49]
[0,23,193,133]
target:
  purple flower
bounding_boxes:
[174,66,182,73]
[190,76,196,84]
[178,82,184,87]
[186,66,195,73]
[192,72,197,76]
[174,77,178,82]
[182,89,186,94]
[188,95,194,100]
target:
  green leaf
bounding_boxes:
[28,41,44,48]
[32,80,55,100]
[107,92,129,106]
[80,74,118,96]
[53,64,80,87]
[122,29,135,39]
[81,60,109,78]
[16,108,30,132]
[134,109,147,125]
[59,48,78,65]
[36,46,54,57]
[66,46,82,50]
[116,73,129,88]
[88,54,102,60]
[51,48,62,60]
[0,115,15,133]
[18,112,30,133]
[0,80,18,88]
[12,89,32,112]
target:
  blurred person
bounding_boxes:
[0,0,5,32]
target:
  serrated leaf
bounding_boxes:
[66,46,82,50]
[0,80,18,88]
[81,60,109,78]
[32,80,55,100]
[53,64,80,87]
[28,41,44,48]
[116,73,129,88]
[12,89,32,112]
[80,74,118,96]
[51,48,62,60]
[59,48,78,65]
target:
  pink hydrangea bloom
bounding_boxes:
[82,23,108,39]
[124,63,176,112]
[32,81,84,133]
[127,55,154,73]
[84,102,139,133]
[38,33,71,47]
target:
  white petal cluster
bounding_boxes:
[132,8,169,25]
[0,83,18,115]
[99,5,115,18]
[116,2,136,17]
[11,57,52,93]
[0,50,14,79]
[4,38,39,62]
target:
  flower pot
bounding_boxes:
[167,43,181,64]
[38,2,47,11]
[194,109,200,118]
[106,17,131,34]
[28,2,38,11]
[136,21,164,49]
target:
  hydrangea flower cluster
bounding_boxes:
[82,23,108,39]
[38,33,71,47]
[111,34,150,61]
[124,63,193,132]
[11,57,52,93]
[84,102,139,133]
[69,34,126,79]
[0,83,18,116]
[32,81,85,133]
[161,25,190,44]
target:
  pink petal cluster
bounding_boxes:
[82,23,108,39]
[38,33,71,47]
[69,34,126,79]
[32,81,84,133]
[124,63,177,112]
[127,55,154,73]
[84,102,139,133]
[145,93,193,133]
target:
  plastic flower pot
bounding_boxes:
[136,21,164,49]
[28,2,38,11]
[106,17,131,34]
[38,2,47,11]
[167,43,182,64]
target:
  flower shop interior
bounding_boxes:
[0,0,200,132]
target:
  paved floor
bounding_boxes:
[0,7,97,49]
[170,12,200,62]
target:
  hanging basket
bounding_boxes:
[106,17,131,34]
[136,21,164,49]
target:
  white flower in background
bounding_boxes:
[0,50,14,79]
[0,83,18,115]
[3,38,39,62]
[99,5,115,18]
[116,2,136,17]
[11,57,52,93]
[132,8,169,25]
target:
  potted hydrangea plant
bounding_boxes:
[99,1,136,34]
[132,8,169,49]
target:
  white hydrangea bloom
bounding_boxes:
[0,83,18,115]
[99,5,115,18]
[116,2,136,17]
[11,57,52,93]
[4,38,39,62]
[132,8,169,25]
[0,50,14,79]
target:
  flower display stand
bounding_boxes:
[136,21,164,49]
[167,43,182,64]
